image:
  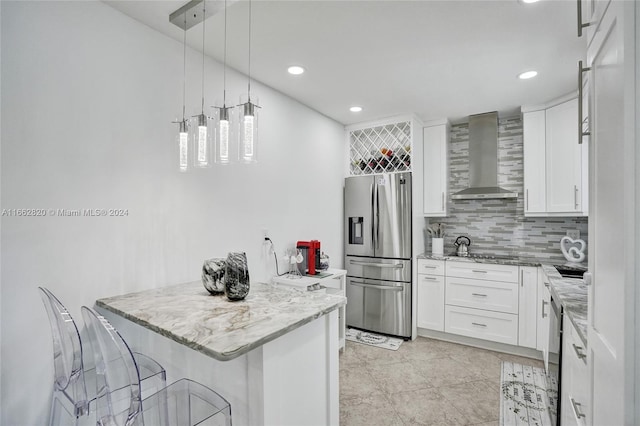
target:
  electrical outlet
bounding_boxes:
[567,230,580,240]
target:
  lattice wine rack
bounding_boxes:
[349,121,412,175]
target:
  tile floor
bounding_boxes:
[339,336,544,426]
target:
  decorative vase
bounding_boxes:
[432,238,444,256]
[202,258,226,295]
[318,252,330,271]
[224,252,250,301]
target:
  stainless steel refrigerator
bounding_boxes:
[344,172,412,338]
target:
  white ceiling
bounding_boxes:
[104,0,586,126]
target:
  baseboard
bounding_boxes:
[417,327,543,360]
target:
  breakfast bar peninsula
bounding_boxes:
[96,281,346,426]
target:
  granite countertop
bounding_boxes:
[540,264,588,347]
[418,252,588,347]
[96,281,346,361]
[418,252,567,267]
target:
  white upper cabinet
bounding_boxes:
[523,110,546,214]
[578,0,610,44]
[545,99,583,213]
[523,96,587,217]
[422,121,449,217]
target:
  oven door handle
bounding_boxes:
[350,281,403,291]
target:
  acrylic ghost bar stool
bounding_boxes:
[38,287,167,426]
[81,306,232,426]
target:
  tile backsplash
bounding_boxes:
[425,117,588,262]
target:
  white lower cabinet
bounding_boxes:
[536,275,551,367]
[445,305,518,345]
[518,266,538,349]
[418,259,540,350]
[444,261,519,346]
[416,259,445,331]
[445,261,520,283]
[561,315,589,426]
[445,276,519,314]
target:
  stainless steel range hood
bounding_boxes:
[451,112,518,200]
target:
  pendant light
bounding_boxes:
[213,0,234,164]
[238,0,260,164]
[192,1,212,168]
[173,13,190,173]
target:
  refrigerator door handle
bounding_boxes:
[370,181,376,249]
[350,281,403,291]
[349,260,404,269]
[375,182,380,251]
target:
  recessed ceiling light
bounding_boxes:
[287,65,305,75]
[518,70,538,80]
[521,0,540,3]
[350,106,363,113]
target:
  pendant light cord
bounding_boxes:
[182,14,187,121]
[201,1,206,114]
[223,0,227,107]
[247,0,252,101]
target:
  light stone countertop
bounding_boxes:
[418,252,560,267]
[540,264,588,347]
[96,281,346,361]
[417,252,588,346]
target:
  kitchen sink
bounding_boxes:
[554,265,587,279]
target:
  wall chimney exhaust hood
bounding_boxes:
[451,112,518,200]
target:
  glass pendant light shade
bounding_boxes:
[214,106,234,164]
[238,96,259,164]
[177,119,189,172]
[191,113,212,168]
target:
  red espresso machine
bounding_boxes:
[296,240,321,275]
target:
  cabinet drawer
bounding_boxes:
[417,259,445,276]
[445,305,518,345]
[445,277,519,314]
[446,261,519,283]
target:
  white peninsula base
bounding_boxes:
[98,306,339,426]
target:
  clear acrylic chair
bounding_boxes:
[38,287,167,426]
[81,306,232,426]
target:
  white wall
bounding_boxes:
[0,2,3,422]
[0,2,345,425]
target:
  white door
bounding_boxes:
[587,2,626,424]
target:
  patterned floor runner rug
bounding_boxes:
[345,328,403,351]
[500,361,557,426]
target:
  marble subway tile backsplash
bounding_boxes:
[426,117,588,262]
